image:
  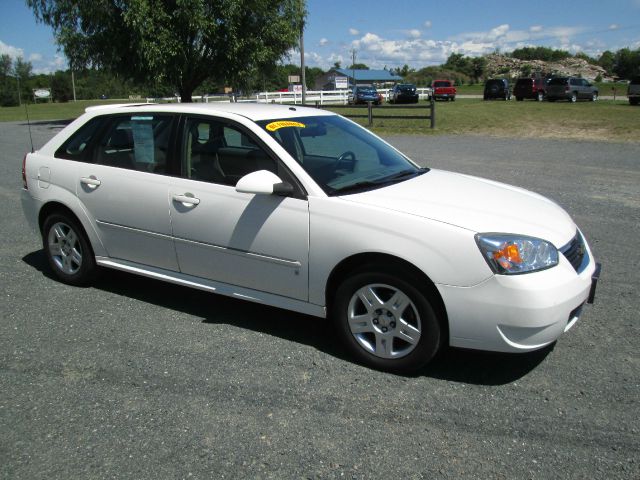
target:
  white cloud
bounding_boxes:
[349,28,359,36]
[608,24,619,30]
[424,20,432,29]
[0,40,24,59]
[530,25,543,33]
[319,38,328,46]
[29,53,43,62]
[407,29,421,39]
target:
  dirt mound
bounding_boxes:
[485,54,612,81]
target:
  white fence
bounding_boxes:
[147,88,434,105]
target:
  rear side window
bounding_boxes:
[93,115,173,173]
[548,78,567,86]
[55,117,104,161]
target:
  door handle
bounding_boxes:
[172,193,200,206]
[81,176,101,188]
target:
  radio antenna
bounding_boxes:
[24,97,34,153]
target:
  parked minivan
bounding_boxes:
[546,77,598,102]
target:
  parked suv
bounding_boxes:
[513,77,547,102]
[546,77,598,102]
[628,76,640,105]
[483,79,511,100]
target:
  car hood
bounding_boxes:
[339,169,576,248]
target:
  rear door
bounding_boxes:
[76,114,179,271]
[168,116,310,301]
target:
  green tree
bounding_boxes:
[598,50,615,75]
[51,70,73,102]
[13,57,33,103]
[27,0,306,102]
[470,57,486,83]
[0,54,18,106]
[348,63,369,70]
[613,48,640,79]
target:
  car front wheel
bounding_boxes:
[42,213,97,286]
[570,93,577,103]
[332,269,442,373]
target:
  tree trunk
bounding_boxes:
[180,89,193,103]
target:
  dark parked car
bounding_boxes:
[348,85,381,105]
[627,76,640,105]
[546,77,598,102]
[514,77,547,102]
[483,79,511,100]
[388,84,419,104]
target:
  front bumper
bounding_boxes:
[438,251,599,353]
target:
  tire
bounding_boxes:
[631,98,639,105]
[483,94,488,101]
[570,92,577,103]
[42,213,97,286]
[451,96,455,102]
[331,268,442,373]
[516,96,523,101]
[591,92,598,102]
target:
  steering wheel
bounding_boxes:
[334,150,356,172]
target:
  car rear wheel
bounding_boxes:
[42,213,97,286]
[570,93,577,103]
[591,92,598,102]
[631,98,639,105]
[537,91,544,102]
[332,269,442,373]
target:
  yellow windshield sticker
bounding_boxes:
[265,120,305,132]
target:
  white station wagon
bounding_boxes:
[21,103,600,372]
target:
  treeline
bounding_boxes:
[2,46,639,106]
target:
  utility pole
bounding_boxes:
[350,48,357,88]
[299,0,306,104]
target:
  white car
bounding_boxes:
[21,103,600,372]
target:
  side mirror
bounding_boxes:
[235,170,293,196]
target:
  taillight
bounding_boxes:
[22,153,28,190]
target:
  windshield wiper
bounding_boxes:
[377,168,428,183]
[333,180,382,194]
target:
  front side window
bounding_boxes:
[182,117,277,186]
[94,115,173,173]
[257,115,426,195]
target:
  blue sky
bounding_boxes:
[1,0,640,73]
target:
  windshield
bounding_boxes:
[257,115,426,195]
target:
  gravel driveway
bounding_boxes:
[1,120,639,479]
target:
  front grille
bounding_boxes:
[560,232,587,273]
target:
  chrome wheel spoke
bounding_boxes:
[396,320,420,345]
[356,286,384,312]
[53,224,66,241]
[49,243,62,256]
[374,333,393,358]
[70,248,82,267]
[349,313,374,334]
[386,291,409,315]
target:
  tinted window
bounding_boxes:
[630,77,640,85]
[182,117,277,186]
[516,79,532,87]
[548,78,567,86]
[433,81,451,88]
[55,117,104,161]
[93,115,173,173]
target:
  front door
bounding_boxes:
[168,116,309,301]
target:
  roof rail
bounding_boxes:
[85,102,156,113]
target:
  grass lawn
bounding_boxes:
[1,97,638,142]
[325,99,639,142]
[0,99,131,123]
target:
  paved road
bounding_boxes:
[1,120,639,479]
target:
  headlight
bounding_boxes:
[475,234,558,275]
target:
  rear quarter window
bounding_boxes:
[55,117,104,161]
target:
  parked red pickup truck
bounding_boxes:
[431,79,456,101]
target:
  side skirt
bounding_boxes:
[95,256,326,318]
